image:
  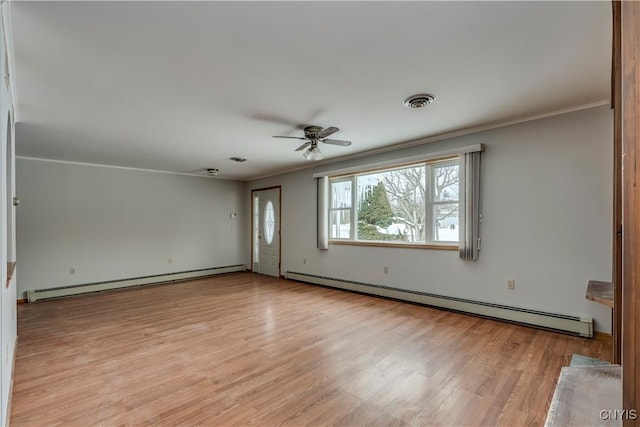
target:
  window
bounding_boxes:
[329,157,460,246]
[264,200,275,245]
[329,179,353,239]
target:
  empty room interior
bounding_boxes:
[1,1,639,426]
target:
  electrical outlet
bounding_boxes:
[303,258,307,265]
[384,266,389,274]
[168,258,173,264]
[69,267,76,275]
[507,280,515,290]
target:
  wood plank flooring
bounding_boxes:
[10,272,611,426]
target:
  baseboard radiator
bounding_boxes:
[27,264,246,302]
[285,271,593,338]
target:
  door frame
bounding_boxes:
[619,0,640,417]
[251,185,282,277]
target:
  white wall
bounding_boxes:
[16,160,246,298]
[0,2,17,425]
[247,105,614,333]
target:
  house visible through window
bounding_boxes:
[329,157,460,245]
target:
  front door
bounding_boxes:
[253,187,280,277]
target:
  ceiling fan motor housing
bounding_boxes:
[304,126,323,137]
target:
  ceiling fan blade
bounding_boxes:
[322,138,352,147]
[295,142,311,151]
[317,126,339,139]
[273,136,308,140]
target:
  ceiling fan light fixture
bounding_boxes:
[403,93,436,109]
[273,125,350,159]
[302,143,323,161]
[311,146,323,161]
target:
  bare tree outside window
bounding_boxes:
[380,162,459,242]
[431,163,460,241]
[381,166,426,242]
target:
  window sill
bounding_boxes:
[329,240,458,251]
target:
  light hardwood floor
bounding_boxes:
[10,272,611,426]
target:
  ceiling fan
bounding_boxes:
[273,126,351,161]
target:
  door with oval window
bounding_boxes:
[252,187,280,277]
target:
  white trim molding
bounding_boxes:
[312,144,484,178]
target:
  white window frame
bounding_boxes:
[427,160,460,243]
[328,156,460,249]
[328,176,355,240]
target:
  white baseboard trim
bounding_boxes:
[285,271,593,338]
[27,265,245,302]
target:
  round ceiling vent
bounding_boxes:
[403,94,436,109]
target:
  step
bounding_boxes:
[545,365,622,426]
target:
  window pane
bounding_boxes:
[433,163,460,202]
[330,209,351,239]
[356,166,426,242]
[264,201,275,245]
[331,180,352,208]
[433,203,459,242]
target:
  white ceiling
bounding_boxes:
[10,1,611,180]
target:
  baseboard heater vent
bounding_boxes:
[27,265,246,302]
[285,271,593,338]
